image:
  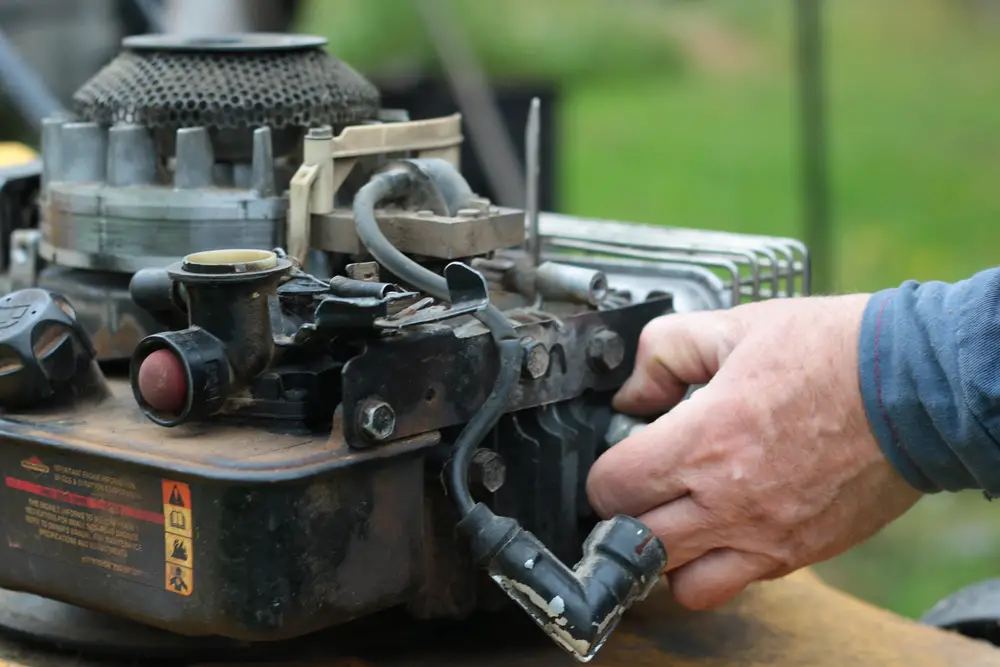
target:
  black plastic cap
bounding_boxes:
[0,288,99,408]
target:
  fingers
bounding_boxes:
[635,495,716,572]
[668,549,779,611]
[587,395,711,518]
[613,311,741,416]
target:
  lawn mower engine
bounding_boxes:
[0,34,810,664]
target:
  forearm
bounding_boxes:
[858,267,1000,496]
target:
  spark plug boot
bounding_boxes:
[456,502,667,662]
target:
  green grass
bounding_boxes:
[300,0,1000,619]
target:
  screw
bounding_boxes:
[521,339,550,380]
[358,399,396,441]
[587,328,625,372]
[470,449,506,492]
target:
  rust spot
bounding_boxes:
[635,533,654,555]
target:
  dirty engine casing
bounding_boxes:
[0,34,810,663]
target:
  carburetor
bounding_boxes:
[0,33,810,664]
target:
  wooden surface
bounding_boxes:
[1,570,998,666]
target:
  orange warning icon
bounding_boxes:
[166,564,193,596]
[162,480,190,508]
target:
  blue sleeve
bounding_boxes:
[858,267,1000,497]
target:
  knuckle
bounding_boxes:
[637,315,677,354]
[585,465,617,518]
[669,574,712,611]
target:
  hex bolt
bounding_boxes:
[358,399,396,442]
[521,338,550,380]
[587,328,625,372]
[469,448,506,493]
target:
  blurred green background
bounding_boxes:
[296,0,1000,619]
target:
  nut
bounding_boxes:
[587,328,625,372]
[358,399,396,441]
[521,339,550,380]
[470,449,506,492]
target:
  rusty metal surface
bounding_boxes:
[0,570,997,666]
[0,379,440,482]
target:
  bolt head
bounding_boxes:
[521,339,550,380]
[359,400,396,441]
[588,328,625,372]
[470,449,506,492]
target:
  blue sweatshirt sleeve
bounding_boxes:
[858,267,1000,497]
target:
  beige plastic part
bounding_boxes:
[286,114,464,263]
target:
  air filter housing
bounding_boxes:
[73,34,381,133]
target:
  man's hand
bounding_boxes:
[586,295,923,611]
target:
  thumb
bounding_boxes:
[613,311,743,416]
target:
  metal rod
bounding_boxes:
[134,0,167,33]
[795,0,831,292]
[525,97,541,267]
[0,26,64,131]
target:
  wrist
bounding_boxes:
[857,287,944,494]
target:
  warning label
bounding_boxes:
[3,451,195,594]
[162,479,194,596]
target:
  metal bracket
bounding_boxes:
[374,262,489,330]
[341,294,674,448]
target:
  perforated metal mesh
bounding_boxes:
[72,45,381,130]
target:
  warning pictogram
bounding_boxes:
[165,534,193,567]
[162,480,190,508]
[165,507,192,538]
[161,478,194,595]
[166,564,193,596]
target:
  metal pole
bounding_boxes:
[525,97,541,267]
[0,27,64,132]
[134,0,167,33]
[794,0,831,293]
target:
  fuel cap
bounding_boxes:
[0,288,100,407]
